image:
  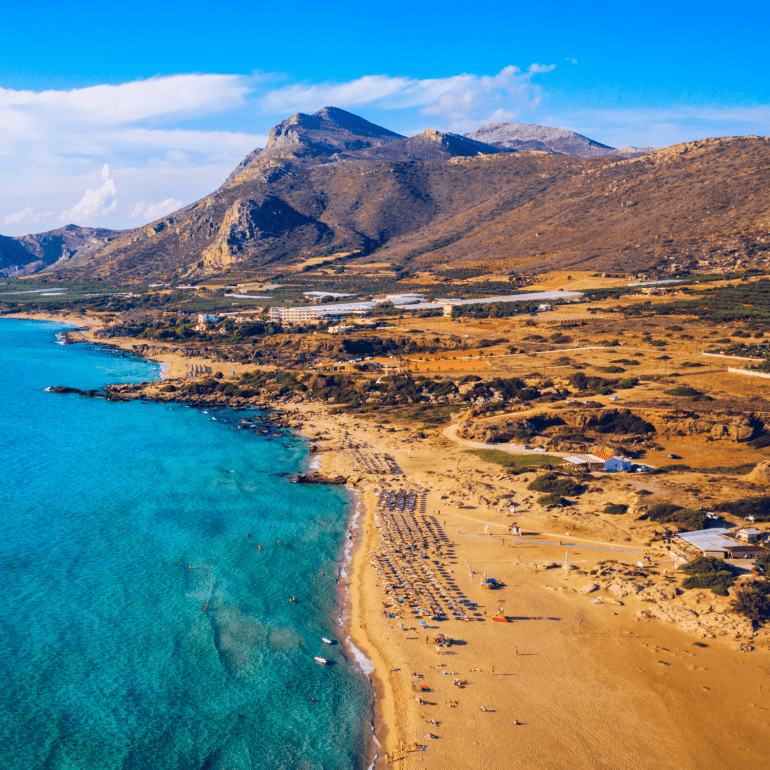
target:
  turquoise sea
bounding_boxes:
[0,319,371,770]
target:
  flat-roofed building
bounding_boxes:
[676,528,768,559]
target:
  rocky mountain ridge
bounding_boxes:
[465,121,658,158]
[3,107,769,280]
[1,224,119,277]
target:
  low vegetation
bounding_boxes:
[679,557,739,596]
[731,580,770,625]
[664,386,701,397]
[536,493,570,507]
[644,503,707,530]
[527,472,586,496]
[713,496,770,522]
[465,450,563,473]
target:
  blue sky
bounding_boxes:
[2,0,768,236]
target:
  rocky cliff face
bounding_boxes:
[1,224,119,276]
[200,197,330,268]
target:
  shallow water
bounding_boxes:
[0,320,371,769]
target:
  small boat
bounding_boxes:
[322,637,335,645]
[314,656,329,665]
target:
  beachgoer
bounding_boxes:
[515,647,518,655]
[491,666,495,674]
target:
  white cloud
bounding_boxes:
[257,65,556,131]
[4,206,40,226]
[130,198,183,223]
[0,74,248,129]
[59,164,117,224]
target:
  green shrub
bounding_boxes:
[537,493,570,507]
[732,583,770,624]
[665,386,701,397]
[646,504,707,529]
[603,503,628,515]
[679,557,740,596]
[593,410,655,435]
[714,496,770,522]
[647,503,681,519]
[528,472,585,496]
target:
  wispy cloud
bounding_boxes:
[4,206,40,226]
[0,74,248,128]
[130,198,183,223]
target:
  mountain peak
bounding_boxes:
[265,107,403,151]
[226,107,405,184]
[466,121,616,157]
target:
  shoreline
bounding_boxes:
[309,442,395,770]
[18,314,770,769]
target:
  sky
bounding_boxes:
[1,0,768,236]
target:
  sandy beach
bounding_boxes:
[290,403,770,770]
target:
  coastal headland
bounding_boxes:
[18,283,770,770]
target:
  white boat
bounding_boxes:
[314,656,329,665]
[322,637,335,645]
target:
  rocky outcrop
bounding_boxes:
[456,419,528,443]
[747,460,770,484]
[295,472,348,485]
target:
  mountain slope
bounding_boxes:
[1,225,119,276]
[7,109,768,281]
[465,122,656,158]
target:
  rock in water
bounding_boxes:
[295,472,348,485]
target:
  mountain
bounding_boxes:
[465,122,657,158]
[5,109,770,282]
[1,225,119,277]
[225,108,507,185]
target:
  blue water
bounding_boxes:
[0,320,371,770]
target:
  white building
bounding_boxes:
[604,456,632,472]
